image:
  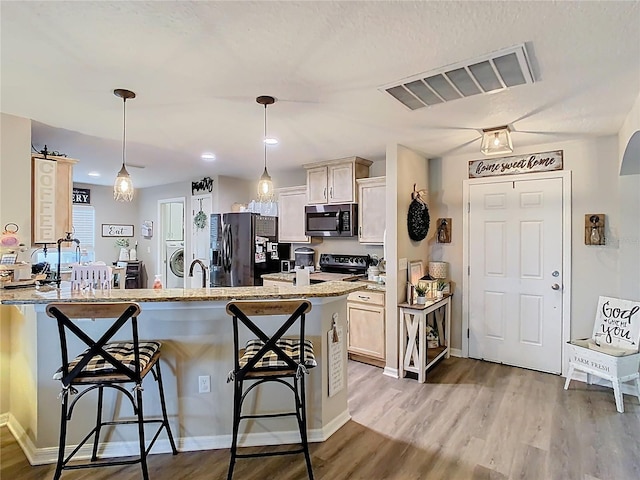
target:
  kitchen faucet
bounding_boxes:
[55,232,80,288]
[188,259,208,288]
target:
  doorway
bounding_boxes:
[157,198,185,288]
[462,171,572,374]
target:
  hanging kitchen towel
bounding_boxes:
[407,191,430,241]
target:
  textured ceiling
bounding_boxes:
[2,1,639,188]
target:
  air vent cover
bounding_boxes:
[381,44,534,110]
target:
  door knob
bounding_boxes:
[551,283,560,290]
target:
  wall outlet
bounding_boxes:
[399,257,408,270]
[147,246,151,254]
[198,375,210,393]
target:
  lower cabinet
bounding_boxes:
[124,261,143,289]
[347,290,386,367]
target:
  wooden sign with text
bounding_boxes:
[591,296,640,353]
[469,150,563,178]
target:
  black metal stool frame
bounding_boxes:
[46,302,178,480]
[226,300,314,480]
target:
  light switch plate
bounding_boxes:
[399,257,407,270]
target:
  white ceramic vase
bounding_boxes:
[417,296,426,305]
[119,247,130,261]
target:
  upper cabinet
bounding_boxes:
[277,186,310,243]
[31,154,78,244]
[304,156,372,205]
[357,176,386,245]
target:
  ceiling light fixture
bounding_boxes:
[480,125,513,156]
[201,152,216,161]
[88,171,101,177]
[113,88,136,201]
[256,95,276,202]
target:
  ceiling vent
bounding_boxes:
[381,44,534,110]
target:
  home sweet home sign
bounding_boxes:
[469,150,563,178]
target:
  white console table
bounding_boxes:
[399,295,451,383]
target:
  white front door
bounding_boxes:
[468,176,564,374]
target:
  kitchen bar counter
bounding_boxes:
[0,283,355,465]
[0,280,364,305]
[261,272,387,292]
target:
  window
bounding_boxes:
[72,205,95,248]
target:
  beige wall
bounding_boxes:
[617,93,640,300]
[430,136,624,351]
[73,182,140,265]
[0,113,32,250]
[385,144,430,374]
[0,114,32,417]
[214,175,253,213]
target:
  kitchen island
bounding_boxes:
[0,281,363,465]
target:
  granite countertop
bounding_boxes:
[0,281,367,305]
[261,272,387,292]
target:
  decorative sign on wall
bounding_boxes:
[468,150,563,178]
[32,157,57,244]
[192,176,213,195]
[102,224,134,237]
[72,188,91,204]
[591,296,640,353]
[328,314,345,398]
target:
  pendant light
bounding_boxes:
[480,125,513,156]
[256,95,275,202]
[113,88,136,202]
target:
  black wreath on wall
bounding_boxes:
[407,184,430,241]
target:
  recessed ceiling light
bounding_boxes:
[264,138,278,145]
[201,152,216,161]
[88,171,101,177]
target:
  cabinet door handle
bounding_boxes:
[358,295,370,301]
[359,226,362,238]
[329,187,333,199]
[323,187,327,199]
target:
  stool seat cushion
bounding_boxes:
[53,341,161,380]
[240,338,316,370]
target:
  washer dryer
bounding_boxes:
[165,241,184,288]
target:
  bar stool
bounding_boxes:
[45,302,178,480]
[225,299,316,480]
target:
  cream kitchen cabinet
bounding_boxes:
[305,157,372,205]
[31,154,78,244]
[347,290,386,367]
[276,186,310,243]
[357,176,386,244]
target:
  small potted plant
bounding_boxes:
[414,282,428,304]
[115,238,130,261]
[435,280,447,299]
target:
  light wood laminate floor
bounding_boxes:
[2,358,640,479]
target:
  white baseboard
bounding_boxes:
[383,366,399,378]
[450,348,463,357]
[7,408,352,466]
[0,412,8,426]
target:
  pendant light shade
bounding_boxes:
[113,88,136,202]
[480,125,513,156]
[256,95,275,202]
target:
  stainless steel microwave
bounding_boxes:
[305,204,357,237]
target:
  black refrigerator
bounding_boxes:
[210,212,290,287]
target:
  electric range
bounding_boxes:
[308,254,370,284]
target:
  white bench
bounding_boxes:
[564,296,640,413]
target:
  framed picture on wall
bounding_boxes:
[102,224,134,237]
